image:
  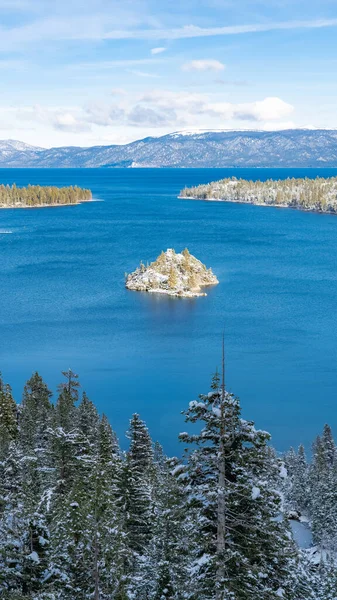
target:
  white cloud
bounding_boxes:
[8,93,295,140]
[53,112,90,132]
[234,97,294,121]
[151,47,166,55]
[182,59,225,72]
[262,121,297,131]
[128,105,178,127]
[83,103,125,127]
[16,105,91,133]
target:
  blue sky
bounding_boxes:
[1,0,337,147]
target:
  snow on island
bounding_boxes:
[180,176,337,214]
[125,248,219,297]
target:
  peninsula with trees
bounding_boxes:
[0,184,92,208]
[180,175,337,214]
[125,248,219,297]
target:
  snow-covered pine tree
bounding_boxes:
[283,445,309,516]
[20,372,53,455]
[89,414,127,599]
[310,425,337,556]
[19,374,54,519]
[48,423,94,598]
[76,392,100,452]
[152,454,192,600]
[180,372,302,600]
[0,441,26,595]
[0,375,18,459]
[130,443,191,600]
[124,414,154,556]
[55,369,80,432]
[45,373,91,597]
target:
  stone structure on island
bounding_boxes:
[125,248,219,297]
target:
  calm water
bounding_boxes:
[1,167,337,454]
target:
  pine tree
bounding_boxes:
[0,375,18,458]
[180,372,301,600]
[0,442,26,595]
[19,373,54,510]
[77,392,100,451]
[123,414,154,555]
[90,415,127,599]
[168,267,178,289]
[310,426,337,554]
[0,368,331,600]
[20,372,53,453]
[284,445,309,516]
[55,370,80,432]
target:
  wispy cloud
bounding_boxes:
[182,59,225,72]
[68,58,162,70]
[151,47,166,55]
[1,17,337,49]
[103,18,337,41]
[0,59,28,69]
[128,70,161,78]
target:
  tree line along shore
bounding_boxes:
[1,368,337,599]
[0,184,92,208]
[180,176,337,213]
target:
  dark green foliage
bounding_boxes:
[123,414,154,554]
[0,375,18,457]
[0,368,332,599]
[0,184,92,208]
[180,376,301,600]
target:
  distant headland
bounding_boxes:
[125,248,219,297]
[180,176,337,214]
[0,184,92,209]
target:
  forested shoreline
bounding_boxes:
[0,184,92,208]
[180,176,337,213]
[1,369,337,599]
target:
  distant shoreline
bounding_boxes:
[178,195,337,215]
[0,198,93,210]
[179,175,337,215]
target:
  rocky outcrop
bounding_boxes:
[125,248,218,297]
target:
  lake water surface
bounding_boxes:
[1,167,337,454]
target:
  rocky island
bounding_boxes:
[0,184,92,208]
[180,176,337,214]
[125,248,218,297]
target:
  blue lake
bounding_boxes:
[1,167,337,454]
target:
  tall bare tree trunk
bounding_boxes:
[94,521,100,600]
[216,336,226,600]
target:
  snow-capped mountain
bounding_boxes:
[0,139,44,162]
[2,129,337,168]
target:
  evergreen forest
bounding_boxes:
[181,176,337,213]
[0,369,336,599]
[0,184,92,208]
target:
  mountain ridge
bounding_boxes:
[2,129,337,168]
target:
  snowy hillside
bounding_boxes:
[181,175,337,213]
[3,129,337,167]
